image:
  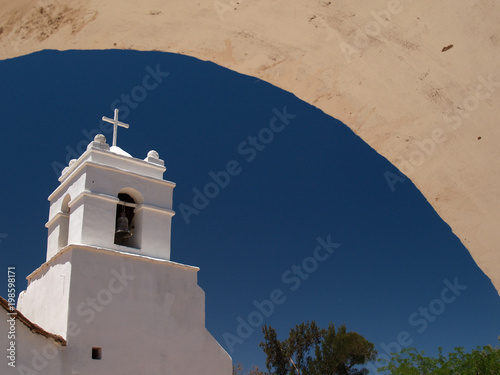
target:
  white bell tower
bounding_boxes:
[45,117,175,261]
[16,111,232,375]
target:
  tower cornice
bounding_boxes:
[59,146,167,182]
[49,161,175,202]
[28,243,199,283]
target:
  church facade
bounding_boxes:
[1,116,231,374]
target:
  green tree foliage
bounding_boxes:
[259,321,377,375]
[378,345,500,374]
[233,363,265,375]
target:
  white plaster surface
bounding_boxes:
[17,249,72,338]
[110,145,132,158]
[13,245,231,374]
[64,246,231,375]
[0,314,65,374]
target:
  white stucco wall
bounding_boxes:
[64,246,231,374]
[46,170,86,260]
[0,306,65,374]
[15,244,232,374]
[17,249,73,338]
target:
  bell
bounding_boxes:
[115,210,132,239]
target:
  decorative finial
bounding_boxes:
[94,134,106,143]
[102,109,129,147]
[144,150,164,166]
[147,150,159,159]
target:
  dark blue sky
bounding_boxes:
[0,50,498,373]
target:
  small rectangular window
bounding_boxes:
[92,347,102,360]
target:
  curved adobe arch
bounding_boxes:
[0,0,498,293]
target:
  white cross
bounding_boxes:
[102,109,130,147]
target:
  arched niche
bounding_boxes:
[114,189,142,249]
[58,194,71,250]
